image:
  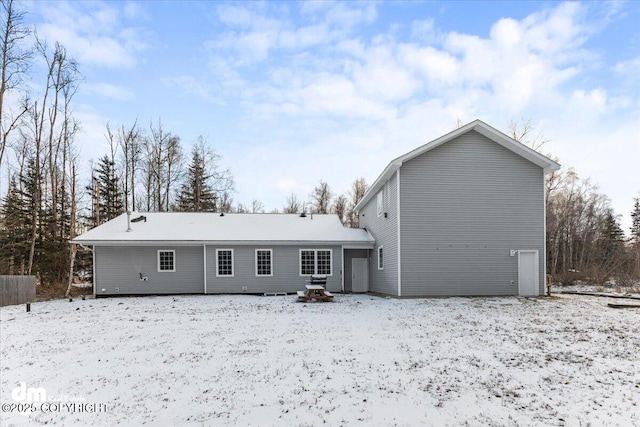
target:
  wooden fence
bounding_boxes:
[0,275,36,307]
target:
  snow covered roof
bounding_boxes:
[355,119,561,212]
[72,213,375,248]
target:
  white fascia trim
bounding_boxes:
[76,240,374,247]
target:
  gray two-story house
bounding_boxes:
[73,119,559,297]
[353,119,560,297]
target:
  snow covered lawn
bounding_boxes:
[1,294,639,426]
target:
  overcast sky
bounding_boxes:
[17,1,640,232]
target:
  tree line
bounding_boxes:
[509,120,639,285]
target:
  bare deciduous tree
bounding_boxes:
[142,119,183,211]
[0,0,31,171]
[310,180,331,214]
[331,194,348,225]
[509,118,549,152]
[117,120,141,212]
[283,193,302,213]
[346,177,368,228]
[251,199,264,213]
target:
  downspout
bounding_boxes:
[203,244,207,294]
[341,246,345,292]
[202,243,207,295]
[542,176,547,297]
[396,170,402,297]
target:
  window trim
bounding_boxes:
[299,249,333,276]
[378,246,384,270]
[216,248,234,277]
[255,249,273,277]
[376,191,384,217]
[157,249,176,272]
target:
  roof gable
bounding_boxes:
[355,119,561,211]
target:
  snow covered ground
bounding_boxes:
[1,293,639,426]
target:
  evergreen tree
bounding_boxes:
[595,209,626,282]
[631,197,640,278]
[177,147,217,212]
[86,155,123,226]
[0,176,31,274]
[631,197,640,246]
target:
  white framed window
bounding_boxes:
[299,249,332,276]
[300,250,315,276]
[216,249,234,277]
[158,250,175,272]
[378,246,384,270]
[255,249,273,277]
[377,191,384,217]
[317,250,331,275]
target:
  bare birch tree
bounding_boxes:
[283,193,302,213]
[0,0,31,171]
[331,194,348,225]
[346,177,368,228]
[310,180,331,214]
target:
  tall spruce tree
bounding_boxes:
[177,141,233,212]
[0,175,31,274]
[631,197,640,246]
[178,147,217,212]
[595,210,626,282]
[631,197,640,278]
[87,155,123,226]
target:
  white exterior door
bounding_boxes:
[518,250,539,296]
[351,258,369,293]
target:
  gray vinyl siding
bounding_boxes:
[94,246,204,295]
[205,245,343,294]
[343,249,369,292]
[399,130,545,296]
[358,172,399,295]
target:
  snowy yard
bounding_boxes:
[1,293,639,426]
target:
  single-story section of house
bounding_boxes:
[72,119,560,297]
[72,213,374,296]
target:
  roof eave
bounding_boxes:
[71,239,375,247]
[355,159,402,211]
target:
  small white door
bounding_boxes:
[518,250,539,296]
[352,258,368,293]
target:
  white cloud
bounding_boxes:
[411,18,436,43]
[35,1,150,68]
[35,1,633,231]
[82,82,134,101]
[208,1,638,228]
[614,55,640,83]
